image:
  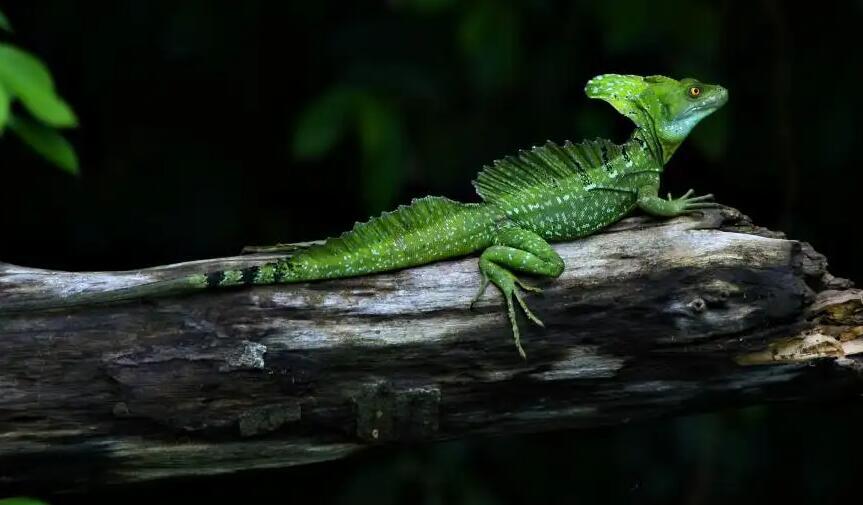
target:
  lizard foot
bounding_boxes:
[471,273,543,308]
[479,261,545,358]
[504,283,544,359]
[668,189,721,213]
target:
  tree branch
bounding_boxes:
[1,207,861,489]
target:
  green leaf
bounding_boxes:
[8,115,79,174]
[291,87,357,160]
[0,82,9,131]
[0,45,52,89]
[0,8,12,33]
[0,44,77,127]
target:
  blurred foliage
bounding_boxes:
[0,499,48,505]
[456,0,521,94]
[0,9,10,32]
[0,7,78,173]
[293,87,407,213]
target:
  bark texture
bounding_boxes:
[1,207,861,489]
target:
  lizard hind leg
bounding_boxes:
[476,227,565,358]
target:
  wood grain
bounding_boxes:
[1,207,861,489]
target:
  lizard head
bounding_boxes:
[585,74,728,158]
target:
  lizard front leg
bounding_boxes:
[636,185,718,218]
[472,227,565,358]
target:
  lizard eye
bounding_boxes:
[688,86,702,98]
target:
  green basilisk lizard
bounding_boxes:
[3,74,728,357]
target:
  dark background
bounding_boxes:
[2,1,862,504]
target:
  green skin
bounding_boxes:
[10,74,729,358]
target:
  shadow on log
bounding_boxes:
[0,207,861,489]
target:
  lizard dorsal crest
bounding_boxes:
[472,139,617,203]
[309,196,468,255]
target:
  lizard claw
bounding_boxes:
[515,278,543,294]
[504,284,543,359]
[505,296,527,359]
[686,193,713,202]
[514,289,544,328]
[469,274,491,309]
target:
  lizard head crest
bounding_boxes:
[585,74,728,157]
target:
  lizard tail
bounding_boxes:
[0,258,301,314]
[0,259,297,314]
[2,197,494,313]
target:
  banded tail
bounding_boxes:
[1,197,498,313]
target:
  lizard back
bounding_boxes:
[473,136,662,241]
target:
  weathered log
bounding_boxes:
[0,207,861,489]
